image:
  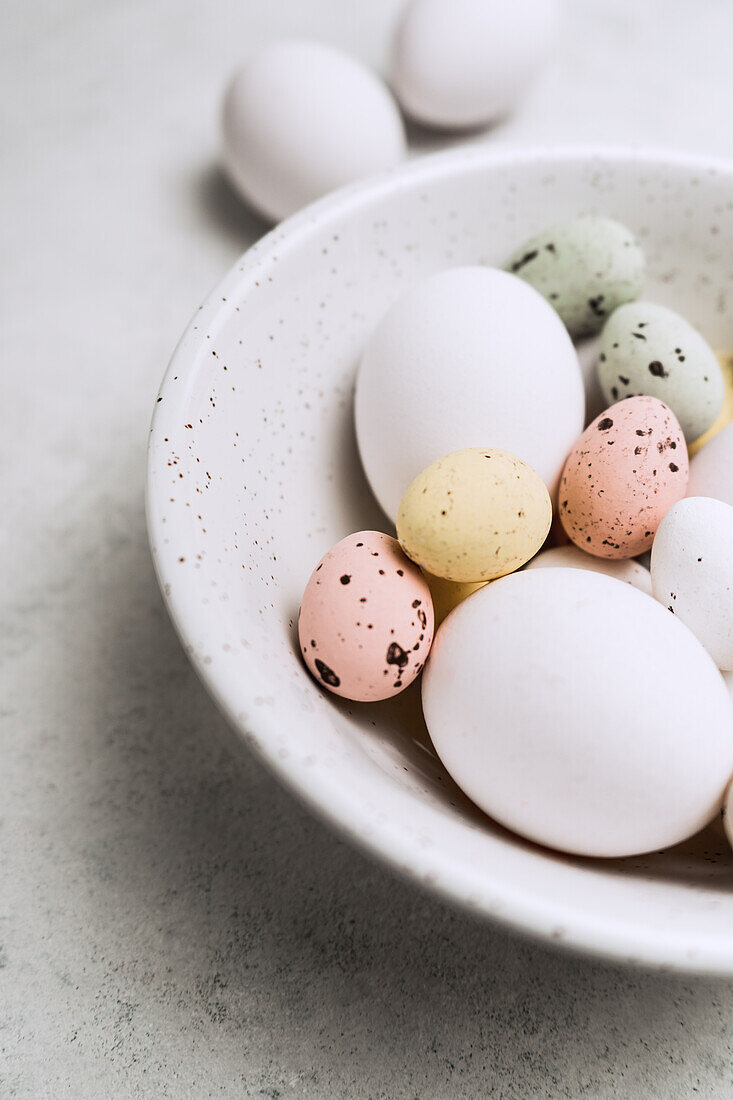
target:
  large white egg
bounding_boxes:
[688,423,733,507]
[422,568,733,857]
[390,0,559,129]
[222,41,406,223]
[355,266,584,521]
[525,544,652,595]
[651,496,733,671]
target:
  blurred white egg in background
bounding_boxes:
[222,39,407,222]
[391,0,560,130]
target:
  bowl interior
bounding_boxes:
[148,148,733,972]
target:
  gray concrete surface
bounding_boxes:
[4,1,733,1095]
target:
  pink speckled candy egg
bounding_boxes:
[298,531,434,702]
[559,396,688,559]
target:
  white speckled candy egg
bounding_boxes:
[505,217,645,337]
[355,266,584,521]
[422,568,733,857]
[390,0,559,129]
[597,302,724,442]
[524,544,652,595]
[397,448,551,582]
[298,531,434,702]
[651,497,733,670]
[222,41,406,223]
[688,421,733,506]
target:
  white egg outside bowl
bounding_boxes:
[147,147,733,975]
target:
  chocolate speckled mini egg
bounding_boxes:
[505,216,644,337]
[597,302,724,442]
[396,448,551,582]
[298,531,434,702]
[559,396,688,558]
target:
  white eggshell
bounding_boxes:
[651,496,733,670]
[355,266,584,521]
[222,41,406,223]
[688,422,733,507]
[391,0,559,129]
[575,334,607,425]
[525,544,652,595]
[422,568,733,857]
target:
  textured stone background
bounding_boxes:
[4,1,733,1095]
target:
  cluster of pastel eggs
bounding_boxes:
[221,0,559,223]
[298,211,733,862]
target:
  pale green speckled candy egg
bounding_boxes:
[505,216,644,337]
[597,302,724,443]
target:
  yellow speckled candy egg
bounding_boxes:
[397,447,551,582]
[421,571,488,626]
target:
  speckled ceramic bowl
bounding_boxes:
[147,147,733,974]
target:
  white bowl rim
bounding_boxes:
[147,144,733,974]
